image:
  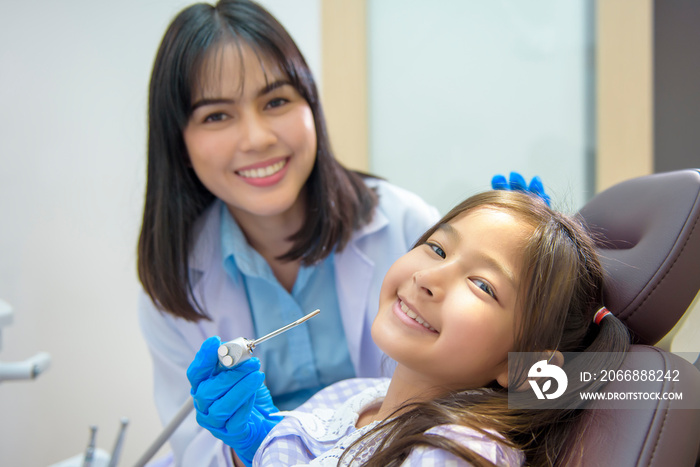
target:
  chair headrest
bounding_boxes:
[578,169,700,344]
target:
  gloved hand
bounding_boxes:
[187,336,282,467]
[491,171,551,206]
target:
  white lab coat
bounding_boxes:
[138,178,440,466]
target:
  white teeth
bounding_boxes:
[238,160,286,178]
[399,300,436,332]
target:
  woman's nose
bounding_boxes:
[238,111,276,152]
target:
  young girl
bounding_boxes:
[188,190,630,466]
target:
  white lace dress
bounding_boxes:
[253,378,524,466]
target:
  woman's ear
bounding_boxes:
[496,350,564,391]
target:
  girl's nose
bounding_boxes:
[238,111,277,152]
[413,263,452,300]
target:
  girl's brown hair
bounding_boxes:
[342,191,630,467]
[137,0,377,321]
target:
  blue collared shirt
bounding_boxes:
[220,204,355,410]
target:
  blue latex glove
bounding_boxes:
[491,171,551,206]
[187,337,282,467]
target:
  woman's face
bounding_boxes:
[183,43,317,222]
[372,207,531,393]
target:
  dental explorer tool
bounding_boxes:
[218,309,320,367]
[106,417,129,467]
[134,309,321,467]
[82,425,97,467]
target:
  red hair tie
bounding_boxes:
[593,307,612,325]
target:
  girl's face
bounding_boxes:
[183,43,317,221]
[372,207,531,393]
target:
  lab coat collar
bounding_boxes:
[353,200,389,240]
[334,206,389,372]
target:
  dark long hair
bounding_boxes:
[341,191,630,467]
[137,0,377,321]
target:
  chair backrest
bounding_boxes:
[568,169,700,466]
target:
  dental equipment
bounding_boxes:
[106,418,129,467]
[0,299,51,383]
[82,425,97,467]
[218,309,321,367]
[50,420,118,467]
[134,309,321,467]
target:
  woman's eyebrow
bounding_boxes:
[190,79,292,111]
[258,79,291,96]
[190,97,234,111]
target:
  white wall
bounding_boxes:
[0,1,318,466]
[369,0,595,215]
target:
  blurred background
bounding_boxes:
[0,1,698,465]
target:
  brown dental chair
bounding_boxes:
[564,169,700,466]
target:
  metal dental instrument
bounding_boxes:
[107,417,129,467]
[82,425,97,467]
[134,309,321,467]
[133,396,195,467]
[218,309,321,368]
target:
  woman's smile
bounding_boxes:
[236,157,290,187]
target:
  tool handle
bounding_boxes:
[134,397,194,467]
[217,337,253,368]
[106,417,129,467]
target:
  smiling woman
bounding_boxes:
[136,0,440,465]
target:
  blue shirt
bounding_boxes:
[220,204,355,410]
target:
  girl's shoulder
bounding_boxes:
[259,378,389,463]
[405,424,525,466]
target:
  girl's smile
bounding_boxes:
[393,297,438,333]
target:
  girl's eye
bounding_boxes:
[472,278,495,298]
[266,97,289,109]
[426,242,446,259]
